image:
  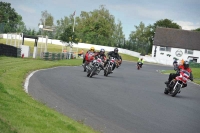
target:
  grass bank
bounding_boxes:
[0,57,99,133]
[161,68,200,84]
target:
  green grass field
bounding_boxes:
[0,57,100,133]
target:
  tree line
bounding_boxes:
[0,2,199,54]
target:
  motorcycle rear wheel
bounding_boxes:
[137,65,140,70]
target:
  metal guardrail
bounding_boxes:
[42,52,77,60]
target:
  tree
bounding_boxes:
[112,20,125,47]
[39,10,54,27]
[193,28,200,32]
[39,10,54,37]
[129,22,151,54]
[75,5,116,46]
[59,25,78,48]
[153,19,182,29]
[55,16,73,39]
[0,1,25,33]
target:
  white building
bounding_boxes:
[152,27,200,64]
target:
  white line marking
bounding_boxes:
[24,66,78,93]
[24,70,39,93]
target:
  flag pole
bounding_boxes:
[72,10,76,32]
[72,11,78,58]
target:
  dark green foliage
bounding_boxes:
[0,1,25,33]
[59,25,78,44]
[193,28,200,32]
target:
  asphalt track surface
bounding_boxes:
[28,61,200,133]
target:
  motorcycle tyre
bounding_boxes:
[90,67,97,78]
[171,84,181,97]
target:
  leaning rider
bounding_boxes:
[94,48,107,62]
[92,48,107,70]
[82,46,96,65]
[83,46,96,72]
[165,60,193,88]
[104,48,120,72]
[137,57,144,68]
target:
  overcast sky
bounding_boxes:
[3,0,200,39]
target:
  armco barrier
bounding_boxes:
[42,52,76,60]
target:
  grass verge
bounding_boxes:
[161,68,200,84]
[0,57,99,133]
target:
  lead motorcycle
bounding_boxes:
[86,57,104,78]
[104,57,116,76]
[164,69,191,97]
[83,52,95,72]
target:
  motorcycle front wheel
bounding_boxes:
[171,83,181,97]
[164,88,169,94]
[104,65,109,76]
[89,67,97,78]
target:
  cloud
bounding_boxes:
[18,5,36,14]
[175,21,200,30]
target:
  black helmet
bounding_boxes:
[183,61,189,69]
[114,48,118,53]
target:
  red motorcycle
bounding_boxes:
[164,69,190,97]
[83,52,95,72]
[137,62,142,70]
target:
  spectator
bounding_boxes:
[78,49,84,57]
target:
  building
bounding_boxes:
[152,27,200,64]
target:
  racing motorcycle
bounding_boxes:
[83,52,95,72]
[137,62,142,70]
[86,57,104,78]
[164,69,190,97]
[104,57,116,76]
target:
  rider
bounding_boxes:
[165,60,193,88]
[82,46,96,65]
[104,48,120,72]
[137,57,144,68]
[92,48,107,70]
[83,46,96,72]
[94,48,107,62]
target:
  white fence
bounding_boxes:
[1,33,176,66]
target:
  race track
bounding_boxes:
[28,61,200,133]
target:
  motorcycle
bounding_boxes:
[104,57,116,76]
[164,69,190,97]
[82,52,95,72]
[137,62,142,70]
[86,57,104,78]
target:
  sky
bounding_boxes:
[3,0,200,39]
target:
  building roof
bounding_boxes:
[153,27,200,50]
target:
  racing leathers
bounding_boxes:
[165,65,193,88]
[104,51,120,71]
